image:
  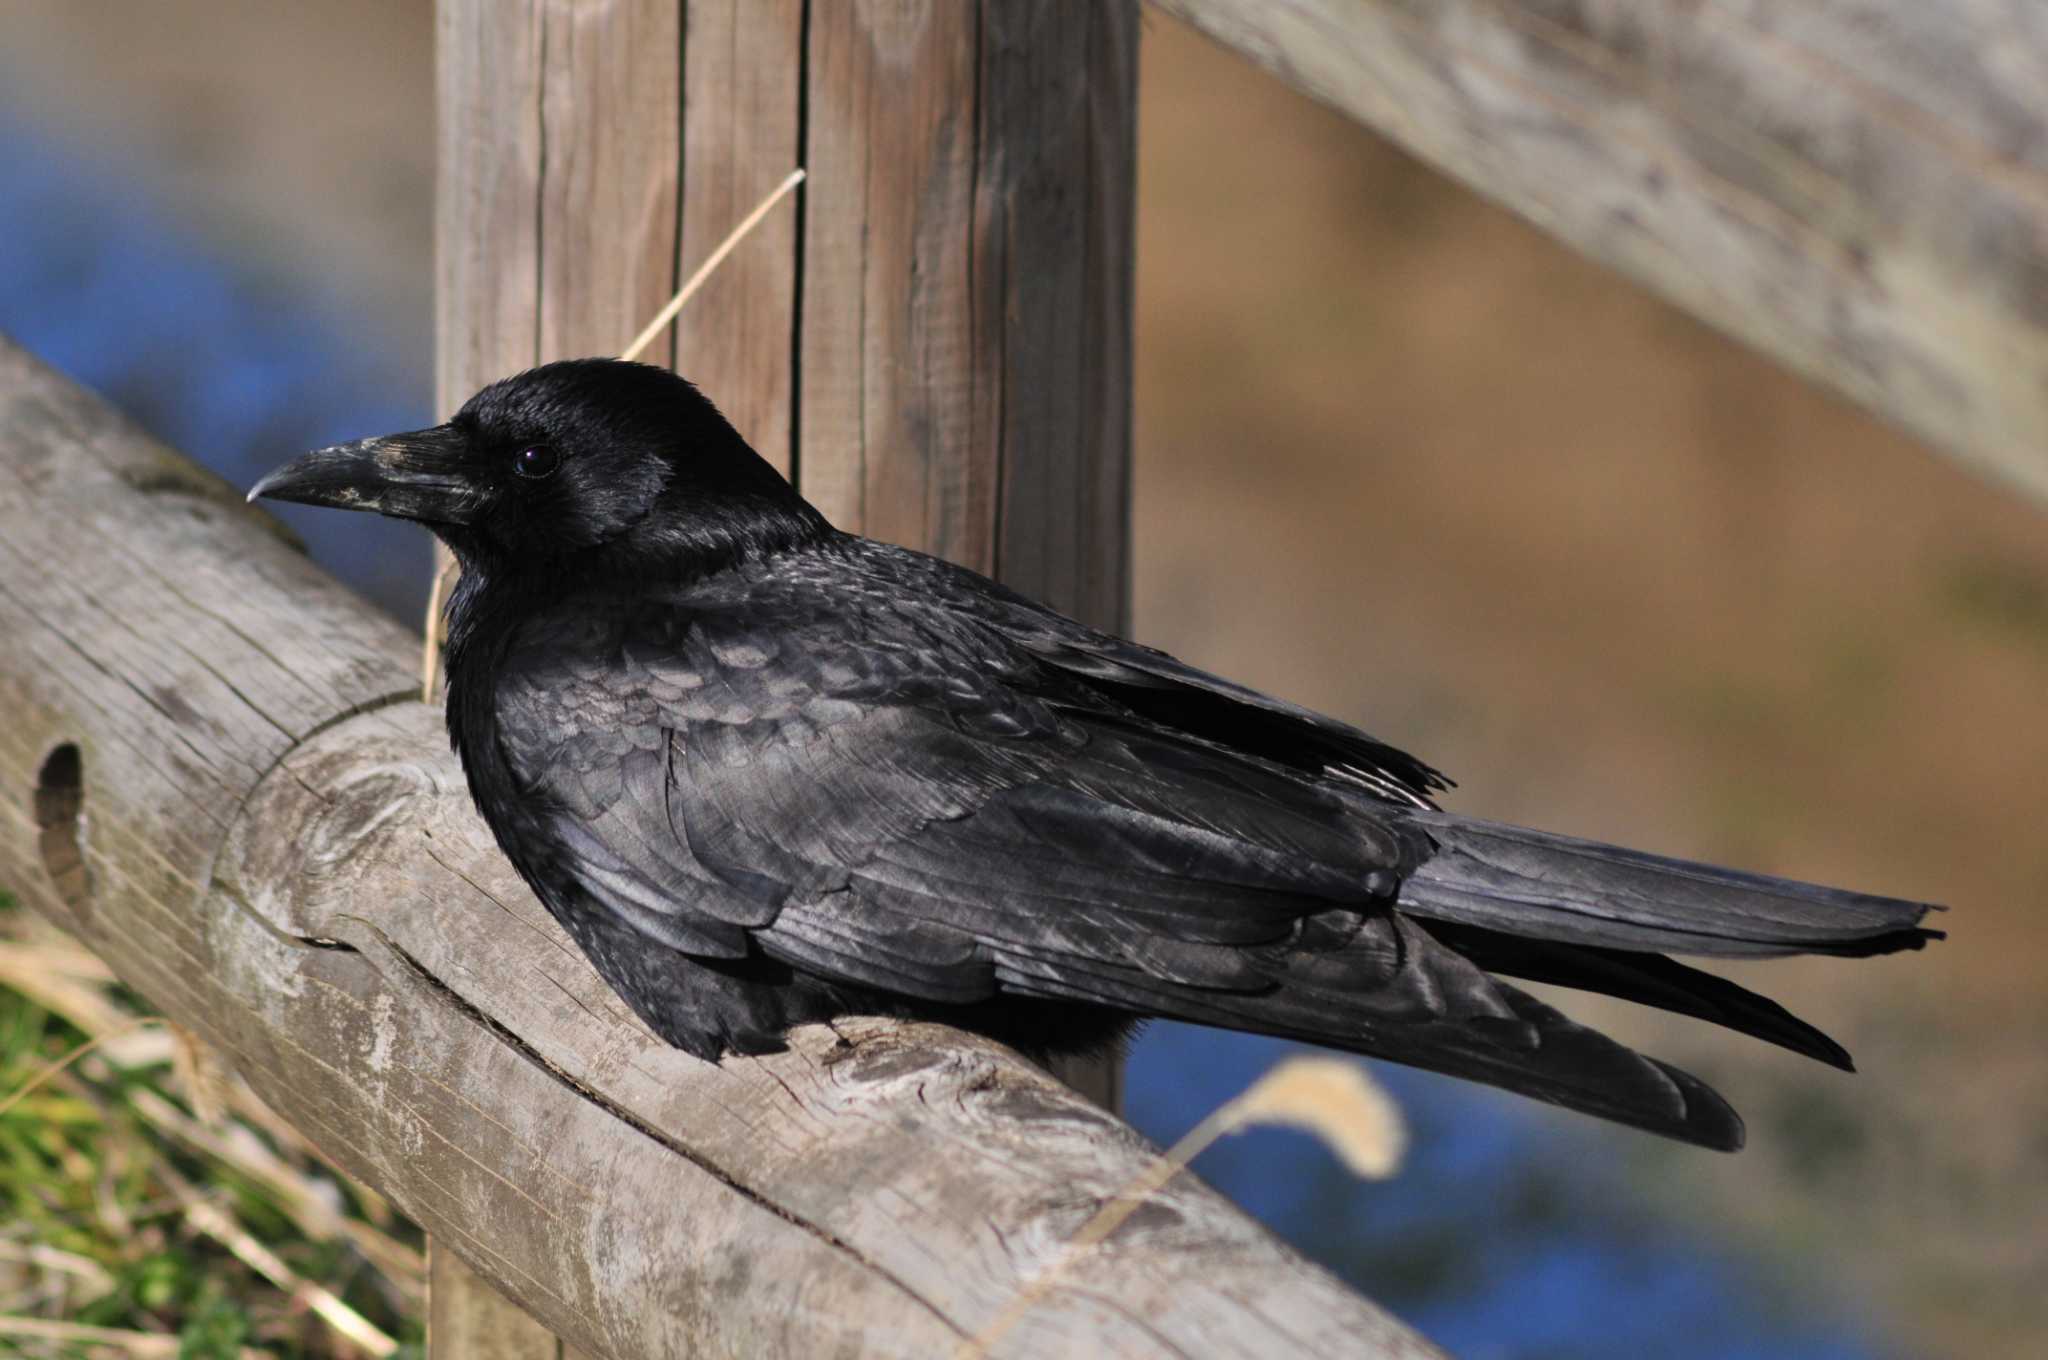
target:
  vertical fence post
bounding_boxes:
[431,0,1136,1346]
[796,3,1138,1106]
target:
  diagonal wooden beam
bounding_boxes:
[1152,0,2048,506]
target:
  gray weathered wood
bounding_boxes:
[432,1245,591,1360]
[796,2,1134,630]
[0,351,1439,1354]
[1150,0,2048,506]
[673,0,805,471]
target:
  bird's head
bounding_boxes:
[248,359,824,579]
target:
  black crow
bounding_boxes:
[250,359,1940,1150]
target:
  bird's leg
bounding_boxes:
[820,1017,860,1062]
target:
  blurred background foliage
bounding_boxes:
[0,4,2041,1356]
[0,890,422,1358]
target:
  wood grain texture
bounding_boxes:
[798,1,981,554]
[673,0,804,470]
[437,0,1136,642]
[432,1245,588,1360]
[440,0,683,400]
[977,4,1138,636]
[1150,0,2048,505]
[799,3,1136,625]
[436,0,543,414]
[0,339,1441,1358]
[535,0,683,367]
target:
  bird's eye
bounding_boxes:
[513,445,560,480]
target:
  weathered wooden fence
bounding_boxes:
[4,0,2045,1356]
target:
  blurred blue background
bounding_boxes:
[0,113,431,622]
[7,4,2043,1356]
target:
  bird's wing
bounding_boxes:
[493,560,1415,996]
[873,547,1451,806]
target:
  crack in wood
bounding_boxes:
[358,922,974,1344]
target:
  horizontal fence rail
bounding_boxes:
[1155,0,2048,505]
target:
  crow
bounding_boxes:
[250,359,1940,1151]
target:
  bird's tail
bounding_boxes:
[1395,811,1943,959]
[1011,914,1762,1151]
[1308,809,1943,1150]
[1015,813,1938,1152]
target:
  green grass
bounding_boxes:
[0,890,423,1359]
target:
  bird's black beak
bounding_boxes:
[246,424,480,525]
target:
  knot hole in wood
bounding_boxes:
[34,742,91,922]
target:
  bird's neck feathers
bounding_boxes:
[621,479,834,579]
[433,456,834,766]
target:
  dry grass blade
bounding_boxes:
[1,930,423,1329]
[1223,1055,1405,1178]
[0,927,114,980]
[0,946,128,1034]
[157,1162,399,1358]
[127,1087,424,1305]
[420,556,460,702]
[618,167,805,363]
[0,1314,270,1358]
[0,1019,160,1120]
[0,1241,117,1300]
[168,1021,231,1125]
[958,1056,1405,1359]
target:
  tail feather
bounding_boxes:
[1420,919,1853,1070]
[992,812,1944,1151]
[997,913,1749,1150]
[1007,959,1746,1151]
[1418,983,1747,1152]
[1400,812,1944,959]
